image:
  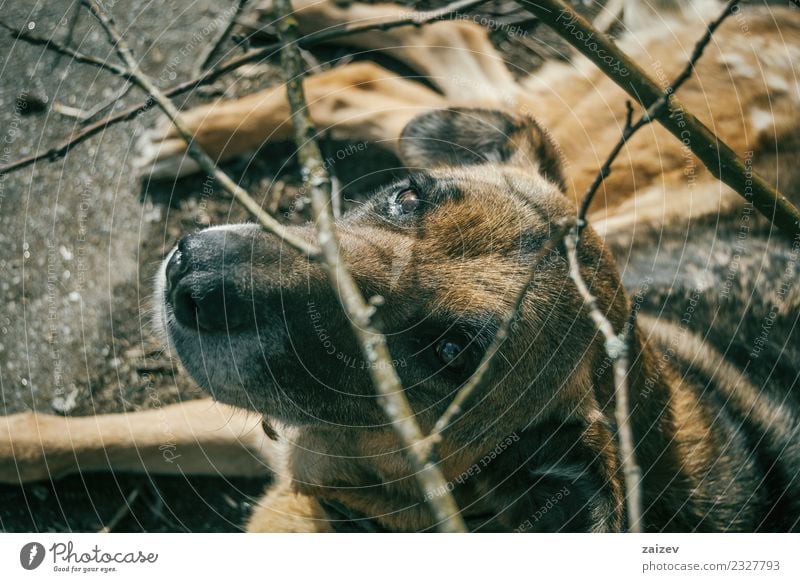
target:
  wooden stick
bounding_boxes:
[578,0,741,224]
[98,488,141,533]
[425,222,570,453]
[274,0,467,533]
[0,0,493,176]
[0,19,130,77]
[563,230,641,532]
[81,0,318,257]
[563,1,742,533]
[519,0,800,237]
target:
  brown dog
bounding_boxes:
[1,0,799,532]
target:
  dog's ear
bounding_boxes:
[398,108,565,190]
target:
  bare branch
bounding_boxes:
[192,0,252,77]
[520,0,800,238]
[578,0,739,224]
[563,230,641,532]
[274,0,467,533]
[80,81,133,124]
[49,1,81,72]
[0,19,130,78]
[330,173,343,219]
[98,488,140,533]
[0,0,493,176]
[81,0,318,257]
[426,221,571,453]
[663,0,740,104]
[423,0,739,499]
[577,101,634,224]
[51,82,133,123]
[561,0,743,534]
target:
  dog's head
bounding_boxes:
[156,108,628,443]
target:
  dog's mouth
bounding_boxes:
[154,224,396,426]
[154,227,294,414]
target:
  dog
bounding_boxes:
[1,0,799,532]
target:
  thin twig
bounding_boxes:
[578,0,740,222]
[577,101,634,224]
[0,19,130,78]
[562,0,741,533]
[520,0,800,237]
[275,0,466,533]
[192,0,251,77]
[80,0,318,257]
[80,81,133,124]
[425,221,571,453]
[563,230,641,532]
[98,488,140,533]
[0,0,492,176]
[49,1,82,72]
[662,0,740,105]
[51,81,133,123]
[51,102,89,120]
[330,173,342,219]
[0,98,144,173]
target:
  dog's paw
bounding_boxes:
[134,121,200,180]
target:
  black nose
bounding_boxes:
[165,230,254,332]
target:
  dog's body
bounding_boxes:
[1,0,799,532]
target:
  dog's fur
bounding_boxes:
[1,0,799,532]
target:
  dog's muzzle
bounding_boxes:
[163,227,260,333]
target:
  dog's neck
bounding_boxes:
[616,322,770,531]
[275,321,748,532]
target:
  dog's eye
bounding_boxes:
[395,189,420,214]
[436,339,465,369]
